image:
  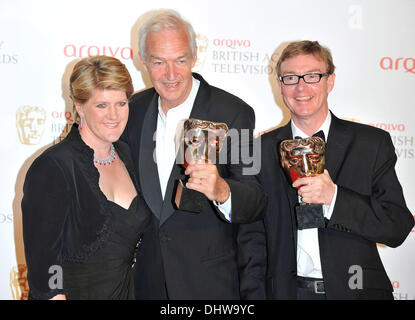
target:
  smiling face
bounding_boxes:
[278,53,335,126]
[75,88,128,147]
[141,27,197,112]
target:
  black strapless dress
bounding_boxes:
[62,195,150,300]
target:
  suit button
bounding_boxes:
[160,235,171,243]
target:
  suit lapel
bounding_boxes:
[139,94,164,220]
[318,112,352,276]
[189,73,210,120]
[325,112,352,182]
[159,74,210,226]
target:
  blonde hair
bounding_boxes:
[276,40,335,77]
[70,55,133,106]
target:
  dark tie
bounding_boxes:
[313,130,325,142]
[294,130,325,142]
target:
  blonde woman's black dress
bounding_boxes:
[22,124,151,300]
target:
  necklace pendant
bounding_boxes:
[94,144,115,166]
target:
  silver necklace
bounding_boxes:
[94,144,115,165]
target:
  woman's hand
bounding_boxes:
[50,294,66,300]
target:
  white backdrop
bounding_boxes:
[1,0,414,300]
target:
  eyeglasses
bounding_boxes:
[279,73,329,85]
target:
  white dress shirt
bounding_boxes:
[291,112,338,278]
[155,77,232,220]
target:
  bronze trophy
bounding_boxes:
[280,136,326,229]
[175,118,229,213]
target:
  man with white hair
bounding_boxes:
[122,9,266,299]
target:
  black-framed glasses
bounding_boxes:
[279,73,329,85]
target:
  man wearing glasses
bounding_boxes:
[257,40,413,299]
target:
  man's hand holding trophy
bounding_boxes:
[280,136,331,230]
[175,118,229,213]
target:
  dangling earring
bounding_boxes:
[79,116,83,129]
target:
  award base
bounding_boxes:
[295,204,325,230]
[176,180,205,213]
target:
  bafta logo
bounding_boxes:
[193,34,208,72]
[10,265,29,300]
[16,105,46,145]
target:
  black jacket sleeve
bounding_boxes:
[219,103,267,224]
[22,155,69,299]
[328,132,414,247]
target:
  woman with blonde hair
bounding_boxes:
[22,56,150,300]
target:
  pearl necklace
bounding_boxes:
[94,144,115,165]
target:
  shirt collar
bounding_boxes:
[291,112,331,142]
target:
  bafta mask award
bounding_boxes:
[280,136,326,230]
[175,118,229,213]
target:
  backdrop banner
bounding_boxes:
[1,0,414,300]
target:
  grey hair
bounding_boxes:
[138,9,197,61]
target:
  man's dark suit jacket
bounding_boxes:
[121,73,267,299]
[258,112,414,299]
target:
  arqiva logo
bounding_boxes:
[212,38,251,49]
[64,44,133,60]
[380,57,415,74]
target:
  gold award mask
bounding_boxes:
[182,119,229,167]
[280,136,325,187]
